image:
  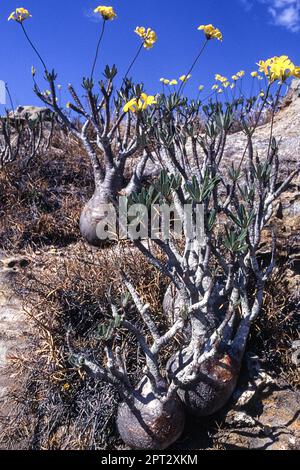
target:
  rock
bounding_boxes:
[217,354,299,449]
[281,79,300,108]
[290,78,300,95]
[7,106,53,124]
[0,256,30,276]
[184,84,300,183]
[232,353,275,408]
[291,341,300,367]
[225,411,256,428]
[218,388,300,450]
[0,253,32,449]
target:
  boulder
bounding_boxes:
[281,79,300,108]
[0,253,32,449]
[7,106,53,124]
[218,388,300,450]
[216,354,300,450]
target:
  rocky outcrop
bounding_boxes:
[218,387,300,450]
[216,353,300,450]
[281,79,300,108]
[0,253,31,448]
[6,106,53,124]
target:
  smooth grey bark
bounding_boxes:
[117,376,185,450]
[79,168,124,246]
[167,342,243,417]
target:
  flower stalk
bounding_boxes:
[90,20,106,80]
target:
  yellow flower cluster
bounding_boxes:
[213,74,234,92]
[258,55,300,83]
[94,5,117,21]
[215,74,228,84]
[231,71,244,81]
[179,74,192,83]
[135,27,157,49]
[160,78,178,85]
[8,7,32,22]
[250,71,263,80]
[123,93,157,113]
[198,24,222,41]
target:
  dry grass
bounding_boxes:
[250,261,300,388]
[0,130,94,251]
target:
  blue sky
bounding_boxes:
[0,0,299,111]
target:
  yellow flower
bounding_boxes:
[257,56,299,83]
[230,83,235,89]
[124,98,138,112]
[8,7,32,23]
[257,59,271,77]
[222,81,230,88]
[237,70,245,78]
[259,91,265,98]
[66,102,71,109]
[31,66,36,77]
[292,66,300,78]
[145,30,157,49]
[212,84,219,90]
[179,74,192,82]
[94,6,117,21]
[135,26,147,38]
[135,27,157,49]
[62,383,71,391]
[45,90,51,96]
[198,24,222,41]
[163,79,170,85]
[215,74,228,83]
[198,85,204,91]
[232,75,239,81]
[123,93,157,113]
[217,88,223,93]
[251,71,258,78]
[169,80,178,86]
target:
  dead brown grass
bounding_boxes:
[250,261,300,388]
[0,130,94,250]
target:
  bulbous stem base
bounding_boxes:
[117,377,186,450]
